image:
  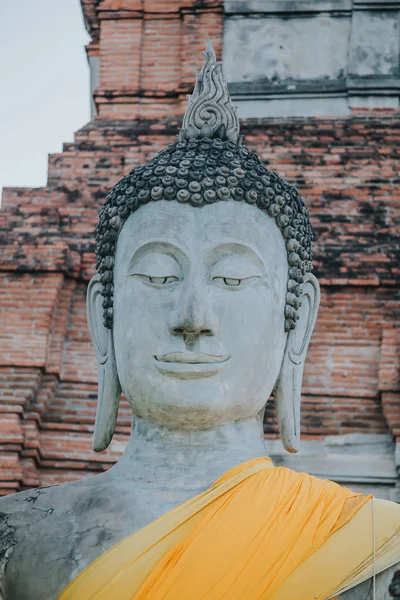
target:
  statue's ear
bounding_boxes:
[86,274,121,452]
[274,273,320,453]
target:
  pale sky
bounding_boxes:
[0,0,91,198]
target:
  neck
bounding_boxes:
[112,413,268,493]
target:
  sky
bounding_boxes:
[0,0,91,198]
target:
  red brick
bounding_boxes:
[0,0,399,493]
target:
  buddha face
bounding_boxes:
[113,200,288,429]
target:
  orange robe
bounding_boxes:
[58,457,400,599]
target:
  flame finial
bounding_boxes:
[179,40,241,144]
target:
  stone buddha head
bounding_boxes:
[87,42,320,456]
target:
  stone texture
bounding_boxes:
[349,10,400,78]
[269,433,398,497]
[0,3,399,597]
[224,2,400,115]
[0,0,399,498]
[223,15,351,83]
[224,0,353,12]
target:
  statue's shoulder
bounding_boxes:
[0,484,62,562]
[0,484,63,594]
[0,482,61,516]
[0,474,117,597]
[0,471,119,545]
[0,473,106,524]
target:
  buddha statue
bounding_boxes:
[1,41,399,600]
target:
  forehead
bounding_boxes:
[115,200,287,267]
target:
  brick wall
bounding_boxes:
[0,0,399,494]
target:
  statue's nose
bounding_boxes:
[169,281,218,337]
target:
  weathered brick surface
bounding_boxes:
[141,18,182,92]
[99,19,142,91]
[0,0,399,493]
[382,392,400,437]
[0,368,42,493]
[379,329,400,392]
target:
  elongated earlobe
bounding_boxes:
[87,274,121,452]
[275,273,320,453]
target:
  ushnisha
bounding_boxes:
[0,41,399,600]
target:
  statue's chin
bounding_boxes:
[127,392,268,431]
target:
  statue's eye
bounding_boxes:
[146,275,179,285]
[134,274,179,286]
[222,277,241,287]
[212,275,261,288]
[148,276,178,285]
[212,276,242,287]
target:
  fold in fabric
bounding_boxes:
[58,457,400,599]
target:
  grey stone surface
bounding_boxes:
[349,94,400,108]
[269,433,398,498]
[390,485,400,503]
[223,15,350,83]
[349,10,400,77]
[223,3,400,115]
[234,96,350,118]
[180,40,240,143]
[225,0,353,13]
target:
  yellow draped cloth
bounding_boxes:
[59,457,400,599]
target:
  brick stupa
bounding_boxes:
[0,0,399,497]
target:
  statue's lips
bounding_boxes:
[155,352,230,364]
[153,352,231,379]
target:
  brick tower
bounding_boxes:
[1,0,399,498]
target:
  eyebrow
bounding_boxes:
[127,240,267,275]
[128,240,188,270]
[207,242,267,272]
